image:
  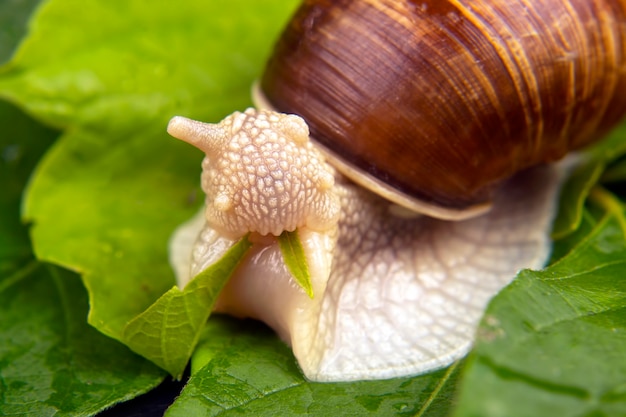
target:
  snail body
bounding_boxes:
[168,0,626,381]
[260,0,626,219]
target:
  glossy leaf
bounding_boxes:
[166,317,461,417]
[454,211,626,417]
[0,263,166,417]
[0,101,165,416]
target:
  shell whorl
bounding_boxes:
[260,0,626,217]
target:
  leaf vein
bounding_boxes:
[541,258,626,281]
[479,355,591,399]
[207,380,306,415]
[413,361,459,417]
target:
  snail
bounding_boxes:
[168,0,626,382]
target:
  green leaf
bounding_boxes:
[122,236,252,378]
[0,0,44,65]
[589,186,626,236]
[0,263,166,417]
[0,98,56,271]
[0,100,165,416]
[453,211,626,417]
[0,0,299,129]
[588,122,626,162]
[278,230,314,298]
[166,316,461,417]
[22,123,199,339]
[549,207,598,263]
[551,159,605,239]
[552,124,626,239]
[2,0,299,343]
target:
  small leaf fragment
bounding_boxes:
[122,236,252,378]
[278,229,314,298]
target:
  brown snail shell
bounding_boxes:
[259,0,626,219]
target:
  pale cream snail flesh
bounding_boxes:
[167,107,569,382]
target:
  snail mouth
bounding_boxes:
[169,216,335,376]
[212,227,333,351]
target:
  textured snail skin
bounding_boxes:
[167,110,340,239]
[261,0,626,217]
[168,110,570,381]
